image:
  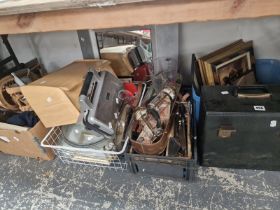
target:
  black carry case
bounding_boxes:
[125,87,198,181]
[198,85,280,171]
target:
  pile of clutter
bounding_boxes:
[0,60,42,122]
[0,43,192,167]
[0,59,56,160]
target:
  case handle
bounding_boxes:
[79,69,99,111]
[234,86,271,99]
[80,71,93,97]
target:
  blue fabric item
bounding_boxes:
[7,112,39,127]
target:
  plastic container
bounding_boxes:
[151,57,179,92]
[256,59,280,84]
[125,91,198,181]
[126,153,197,181]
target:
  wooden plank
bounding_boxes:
[0,0,279,35]
[0,0,161,16]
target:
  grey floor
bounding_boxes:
[0,153,279,210]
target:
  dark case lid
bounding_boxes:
[201,85,280,114]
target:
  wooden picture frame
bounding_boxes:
[213,51,252,85]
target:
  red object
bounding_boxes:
[133,64,150,81]
[123,82,138,96]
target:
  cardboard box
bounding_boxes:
[100,45,135,76]
[0,121,54,160]
[21,59,115,128]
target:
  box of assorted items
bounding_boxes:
[38,55,196,177]
[125,67,197,180]
[0,118,54,161]
[100,45,150,77]
[40,65,147,170]
[0,61,54,160]
[39,54,197,178]
[193,39,280,171]
[100,45,136,77]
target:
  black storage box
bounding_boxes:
[198,85,280,171]
[125,128,198,181]
[125,88,198,181]
[125,151,197,181]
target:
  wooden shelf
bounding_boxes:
[0,0,279,34]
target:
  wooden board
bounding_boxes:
[0,0,279,34]
[0,0,161,16]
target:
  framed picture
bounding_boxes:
[213,52,252,85]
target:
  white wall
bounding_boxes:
[179,16,280,84]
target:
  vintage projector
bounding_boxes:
[62,69,122,150]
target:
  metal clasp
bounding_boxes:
[218,126,236,139]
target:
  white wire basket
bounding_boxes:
[41,82,146,171]
[41,126,129,171]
